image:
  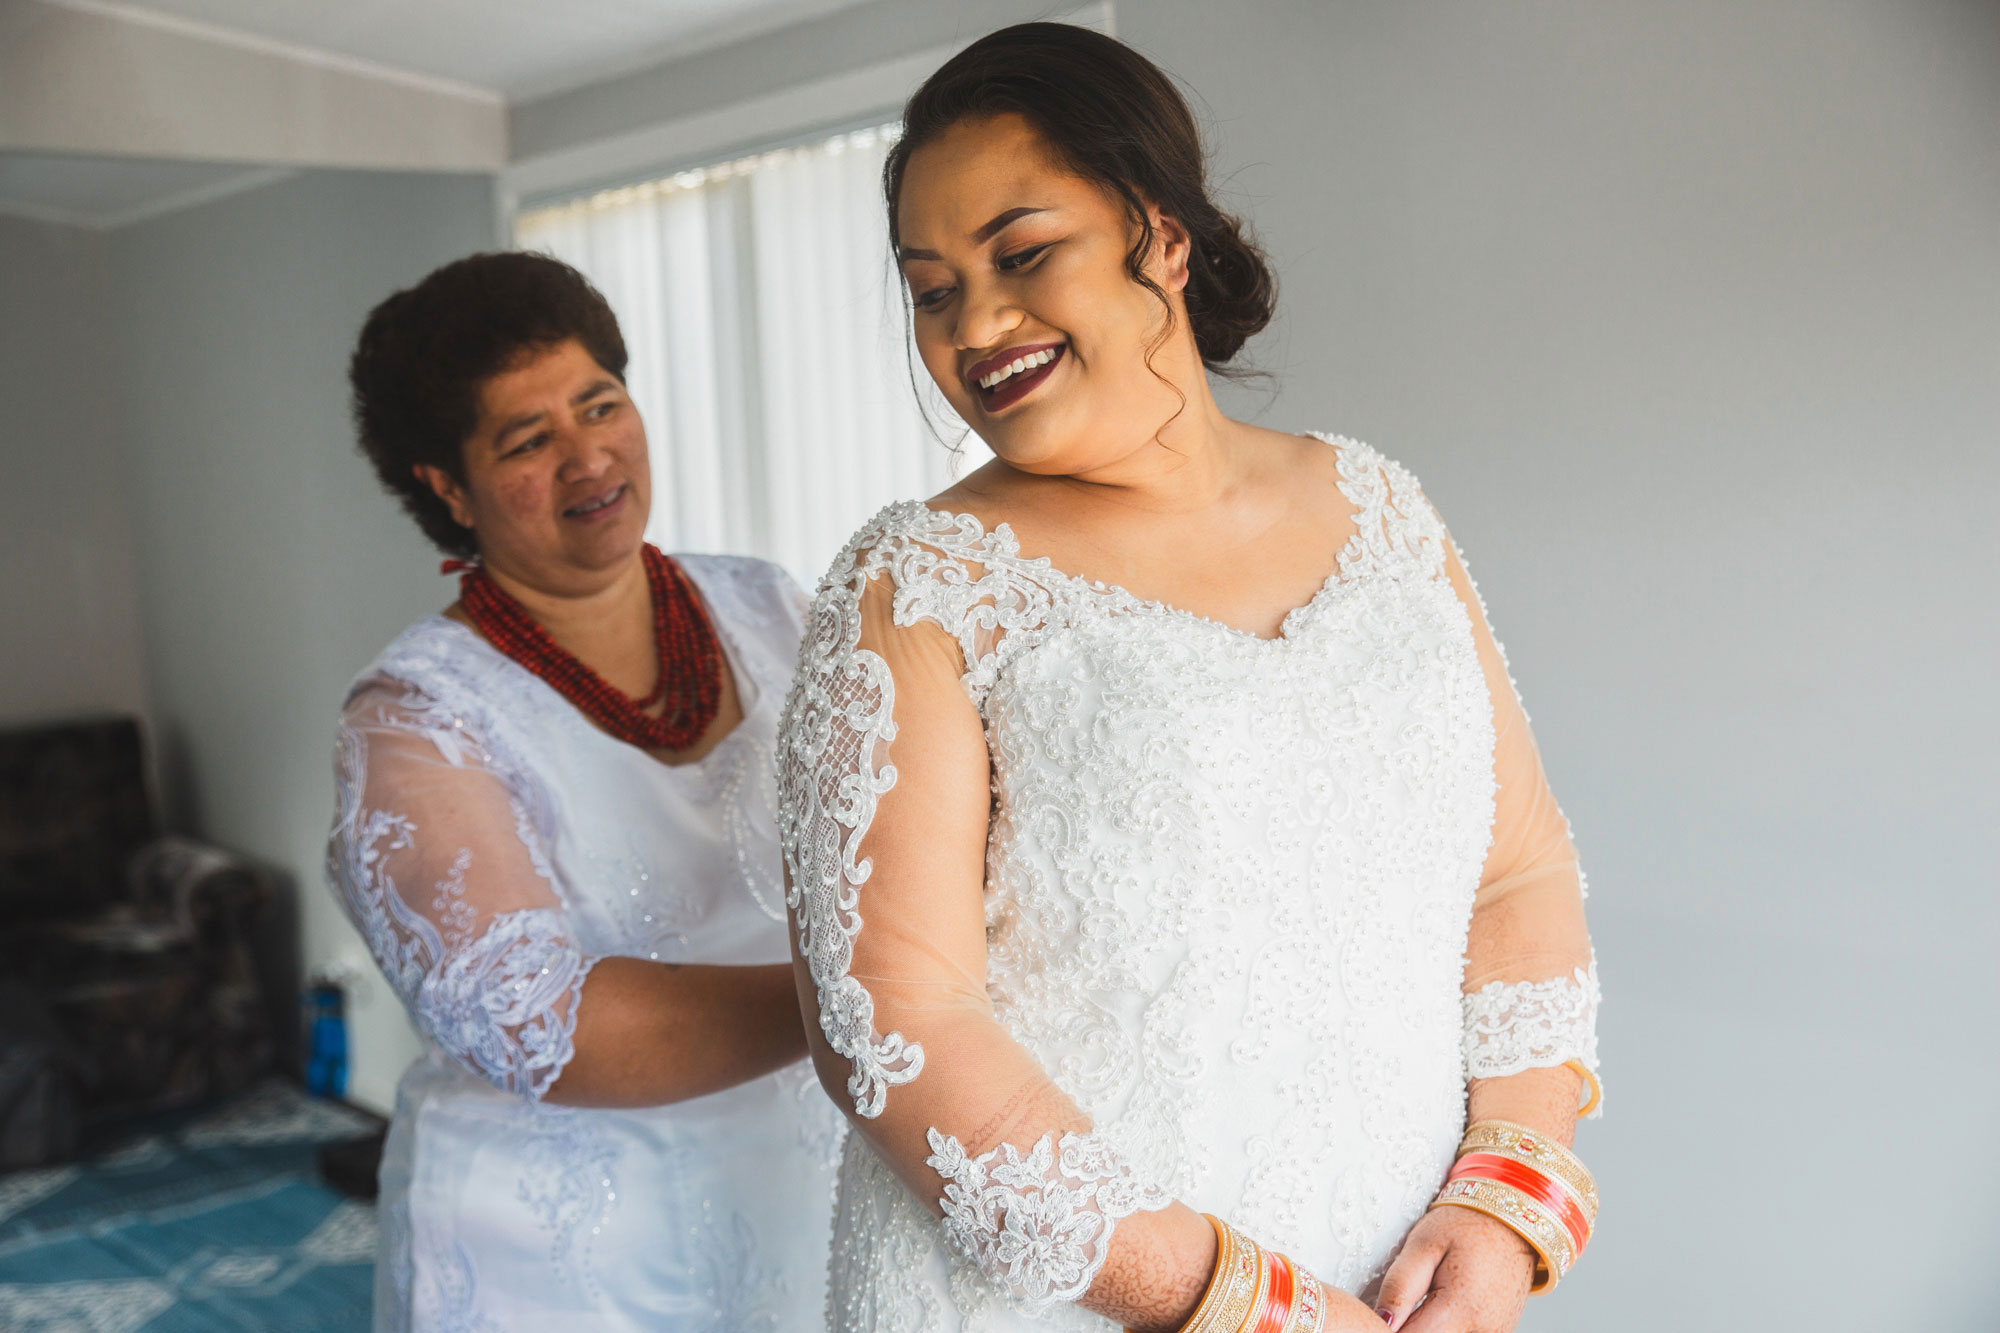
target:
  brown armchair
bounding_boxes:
[0,716,278,1164]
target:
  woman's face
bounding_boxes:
[421,338,651,593]
[896,113,1195,476]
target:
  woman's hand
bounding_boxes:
[1373,1205,1535,1332]
[1318,1282,1406,1332]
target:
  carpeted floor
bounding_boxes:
[0,1081,378,1331]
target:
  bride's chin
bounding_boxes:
[975,417,1093,475]
[981,437,1076,475]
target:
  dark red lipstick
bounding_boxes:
[965,342,1066,413]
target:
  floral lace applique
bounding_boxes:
[776,568,922,1118]
[778,504,1117,1120]
[329,682,597,1103]
[925,1128,1169,1312]
[514,1106,621,1302]
[1462,959,1601,1096]
[420,909,596,1099]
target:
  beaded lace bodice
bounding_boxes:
[779,437,1599,1331]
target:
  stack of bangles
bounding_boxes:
[1151,1215,1328,1333]
[1427,1119,1599,1294]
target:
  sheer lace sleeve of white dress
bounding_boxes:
[1440,531,1601,1110]
[779,518,1170,1314]
[328,677,599,1102]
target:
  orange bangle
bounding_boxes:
[1449,1153,1591,1257]
[1565,1059,1602,1117]
[1250,1247,1292,1333]
[1434,1120,1600,1294]
[1455,1120,1599,1222]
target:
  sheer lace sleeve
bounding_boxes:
[328,675,599,1101]
[1437,529,1601,1104]
[779,518,1170,1313]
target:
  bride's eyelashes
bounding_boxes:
[908,241,1061,312]
[996,241,1056,273]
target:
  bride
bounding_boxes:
[780,23,1601,1333]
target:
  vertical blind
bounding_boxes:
[514,124,985,589]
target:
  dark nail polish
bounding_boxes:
[1377,1311,1394,1325]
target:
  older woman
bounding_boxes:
[781,24,1601,1333]
[328,252,837,1330]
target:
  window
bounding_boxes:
[515,123,985,588]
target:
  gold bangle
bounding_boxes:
[1283,1259,1328,1333]
[1565,1059,1602,1118]
[1158,1217,1332,1333]
[1429,1177,1576,1294]
[1169,1215,1264,1333]
[1456,1120,1598,1222]
[1171,1215,1232,1333]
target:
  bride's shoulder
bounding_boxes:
[924,453,1021,524]
[815,476,1025,596]
[1286,429,1437,509]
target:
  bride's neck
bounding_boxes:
[1058,377,1246,515]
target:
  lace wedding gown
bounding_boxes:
[327,555,842,1332]
[779,436,1600,1332]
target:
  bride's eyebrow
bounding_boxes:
[898,206,1051,262]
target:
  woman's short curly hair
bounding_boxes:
[349,251,628,557]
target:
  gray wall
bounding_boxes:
[104,169,497,1113]
[520,1,2000,1328]
[1149,2,1999,1329]
[0,216,150,725]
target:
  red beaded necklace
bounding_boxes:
[453,544,723,751]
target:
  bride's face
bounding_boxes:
[896,113,1196,476]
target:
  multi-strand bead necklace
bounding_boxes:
[454,544,722,751]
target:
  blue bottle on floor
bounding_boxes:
[304,983,348,1100]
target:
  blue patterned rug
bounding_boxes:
[0,1081,377,1331]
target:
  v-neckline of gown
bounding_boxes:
[914,432,1376,648]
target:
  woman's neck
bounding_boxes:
[474,550,654,678]
[1053,373,1249,515]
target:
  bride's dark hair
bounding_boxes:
[885,22,1276,374]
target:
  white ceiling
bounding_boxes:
[56,0,875,102]
[1,0,875,228]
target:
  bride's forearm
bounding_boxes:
[1081,1202,1215,1332]
[1466,1064,1583,1147]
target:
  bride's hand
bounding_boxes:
[1315,1281,1403,1331]
[1372,1206,1534,1332]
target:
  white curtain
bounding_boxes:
[515,125,985,588]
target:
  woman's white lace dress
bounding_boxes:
[327,554,842,1331]
[778,437,1600,1331]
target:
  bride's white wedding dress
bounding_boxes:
[779,435,1600,1332]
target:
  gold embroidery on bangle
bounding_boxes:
[1430,1178,1577,1294]
[1455,1120,1598,1220]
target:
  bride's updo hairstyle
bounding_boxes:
[885,22,1276,374]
